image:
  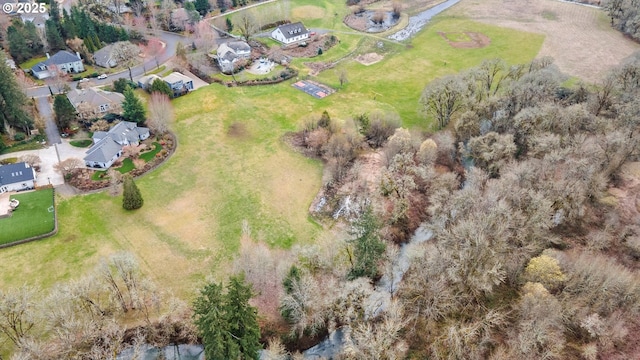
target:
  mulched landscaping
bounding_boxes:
[68,134,176,192]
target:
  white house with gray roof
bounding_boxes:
[31,50,84,80]
[84,122,150,169]
[271,22,309,45]
[216,41,251,74]
[0,162,36,194]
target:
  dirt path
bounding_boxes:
[450,0,640,83]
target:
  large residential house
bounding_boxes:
[138,72,194,97]
[0,162,36,194]
[31,51,84,80]
[66,88,125,119]
[216,41,251,74]
[84,122,150,169]
[271,22,309,45]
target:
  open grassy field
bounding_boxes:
[449,0,640,83]
[0,1,543,299]
[0,189,55,245]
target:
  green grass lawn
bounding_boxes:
[0,5,544,300]
[19,56,47,70]
[0,189,55,245]
[147,65,167,75]
[91,170,108,181]
[116,158,135,173]
[70,139,93,148]
[140,142,162,162]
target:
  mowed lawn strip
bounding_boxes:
[0,189,55,245]
[140,142,162,162]
[0,13,543,298]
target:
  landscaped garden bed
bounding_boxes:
[68,134,175,192]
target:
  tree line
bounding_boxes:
[606,0,640,42]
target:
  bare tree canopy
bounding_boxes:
[147,92,174,135]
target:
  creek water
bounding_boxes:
[388,0,462,41]
[302,225,433,359]
[116,344,204,360]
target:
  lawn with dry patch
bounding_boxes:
[449,0,640,83]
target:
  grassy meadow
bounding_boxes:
[0,1,543,299]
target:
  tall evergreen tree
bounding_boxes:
[122,87,146,124]
[193,274,261,360]
[7,24,30,63]
[23,21,43,55]
[193,282,228,360]
[53,95,76,131]
[0,53,32,134]
[194,0,211,17]
[225,274,261,359]
[149,79,173,98]
[347,205,386,280]
[62,9,76,39]
[45,20,65,51]
[122,175,144,210]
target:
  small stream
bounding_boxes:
[302,225,433,359]
[388,0,462,41]
[116,344,204,360]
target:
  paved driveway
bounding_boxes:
[0,146,63,187]
[36,96,61,145]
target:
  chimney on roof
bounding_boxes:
[76,51,81,59]
[46,53,50,59]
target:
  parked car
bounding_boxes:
[78,78,90,83]
[97,74,108,80]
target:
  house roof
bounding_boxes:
[66,88,124,111]
[276,22,308,39]
[217,41,250,63]
[84,137,122,163]
[226,41,250,53]
[163,72,192,84]
[106,121,149,144]
[32,50,82,74]
[138,74,161,87]
[85,121,149,163]
[93,44,117,67]
[0,162,35,186]
[46,50,81,66]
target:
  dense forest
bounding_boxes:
[282,53,640,359]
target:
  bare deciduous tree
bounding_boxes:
[420,75,468,129]
[0,285,38,348]
[19,154,41,170]
[54,158,83,177]
[147,92,173,135]
[111,42,141,81]
[235,11,258,41]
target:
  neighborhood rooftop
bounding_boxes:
[0,162,35,186]
[277,22,308,39]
